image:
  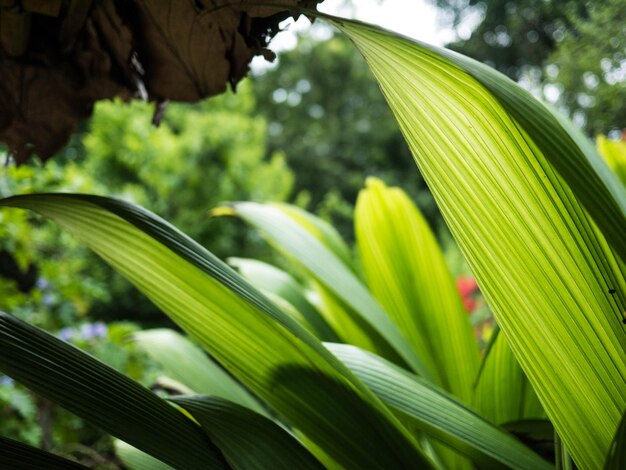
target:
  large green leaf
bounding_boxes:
[0,312,225,469]
[0,436,87,469]
[228,257,339,341]
[272,202,355,269]
[0,194,432,469]
[114,441,174,470]
[215,201,431,378]
[355,177,479,402]
[327,343,552,469]
[172,395,323,470]
[133,329,266,415]
[474,329,544,424]
[335,19,626,468]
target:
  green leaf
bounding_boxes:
[355,177,479,402]
[306,278,395,358]
[474,330,544,424]
[604,408,626,470]
[272,202,355,269]
[555,433,575,470]
[215,201,432,378]
[172,395,324,470]
[502,420,555,463]
[336,18,626,468]
[0,194,433,469]
[597,135,626,189]
[133,329,266,415]
[114,440,174,470]
[0,312,225,469]
[0,436,87,469]
[228,257,339,341]
[327,342,552,470]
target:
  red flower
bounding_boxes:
[457,276,479,313]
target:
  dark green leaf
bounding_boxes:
[605,408,626,470]
[0,436,86,469]
[172,395,324,470]
[327,342,552,470]
[0,312,225,470]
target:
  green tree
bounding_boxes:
[434,0,588,80]
[546,0,626,135]
[82,82,293,257]
[0,81,295,324]
[434,0,625,134]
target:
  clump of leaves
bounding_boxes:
[0,12,625,470]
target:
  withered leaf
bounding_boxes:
[0,0,319,163]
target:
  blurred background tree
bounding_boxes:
[0,82,294,326]
[545,0,625,135]
[433,0,625,135]
[252,34,437,237]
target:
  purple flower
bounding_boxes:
[81,322,108,340]
[0,375,14,386]
[35,277,50,290]
[58,327,74,342]
[42,293,55,307]
[92,322,108,338]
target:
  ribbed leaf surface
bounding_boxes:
[134,329,265,415]
[0,436,87,470]
[172,395,324,470]
[229,258,338,341]
[327,343,552,470]
[272,202,355,269]
[114,441,174,470]
[0,194,432,469]
[336,19,626,468]
[0,312,224,469]
[474,330,544,424]
[355,177,479,402]
[216,202,431,378]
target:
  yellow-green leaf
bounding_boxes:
[473,329,544,424]
[597,135,626,188]
[0,194,432,469]
[355,177,479,402]
[216,201,432,378]
[336,19,626,468]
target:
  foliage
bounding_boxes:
[0,81,295,324]
[436,0,625,134]
[435,0,587,80]
[0,191,549,469]
[338,17,625,467]
[0,321,154,465]
[0,81,295,461]
[0,11,625,470]
[545,0,626,135]
[0,162,109,330]
[80,83,294,322]
[252,33,437,237]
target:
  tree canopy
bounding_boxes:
[435,0,625,134]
